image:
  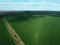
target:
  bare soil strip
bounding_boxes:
[3,18,25,45]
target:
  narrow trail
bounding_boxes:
[3,18,25,45]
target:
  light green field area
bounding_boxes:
[6,15,60,45]
[0,18,15,45]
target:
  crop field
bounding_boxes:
[0,18,15,45]
[5,15,60,45]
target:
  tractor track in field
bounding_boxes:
[3,18,25,45]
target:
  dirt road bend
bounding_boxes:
[3,18,25,45]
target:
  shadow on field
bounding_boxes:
[6,15,45,22]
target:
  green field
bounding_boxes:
[0,18,15,45]
[5,15,60,45]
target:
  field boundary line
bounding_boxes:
[3,18,25,45]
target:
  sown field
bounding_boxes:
[6,15,60,45]
[0,18,15,45]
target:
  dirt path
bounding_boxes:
[3,18,25,45]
